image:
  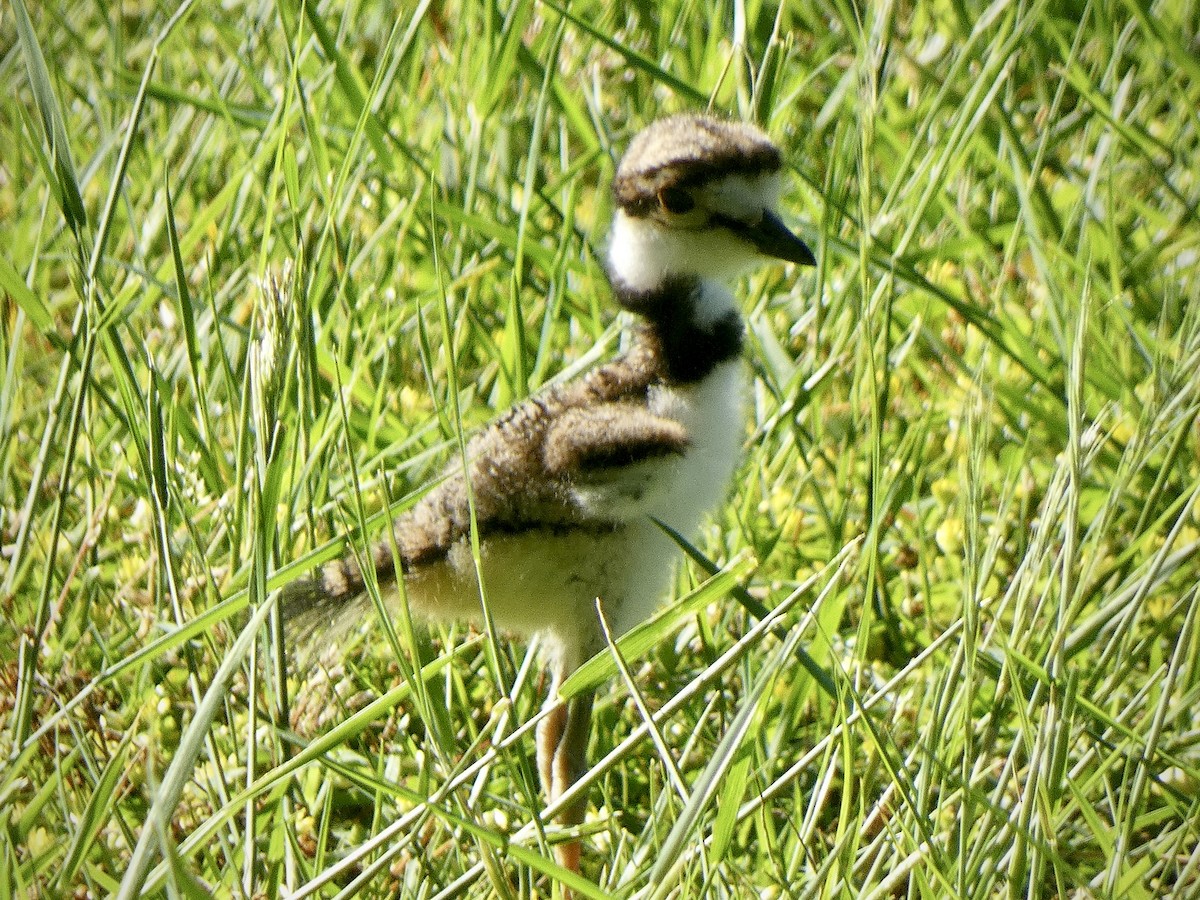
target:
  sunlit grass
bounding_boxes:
[3,1,1199,897]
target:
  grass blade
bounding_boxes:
[12,0,87,238]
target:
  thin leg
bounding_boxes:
[537,682,595,873]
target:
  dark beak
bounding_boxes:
[735,210,816,266]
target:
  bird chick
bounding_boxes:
[284,113,815,875]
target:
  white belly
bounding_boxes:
[645,359,746,533]
[614,359,746,632]
[401,526,633,651]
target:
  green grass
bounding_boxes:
[3,0,1200,896]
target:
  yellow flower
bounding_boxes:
[27,827,52,858]
[936,518,965,555]
[931,477,958,505]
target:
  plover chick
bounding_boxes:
[284,113,815,874]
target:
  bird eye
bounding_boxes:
[657,187,695,215]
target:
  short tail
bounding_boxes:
[281,538,405,660]
[280,558,374,660]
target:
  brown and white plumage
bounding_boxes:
[283,113,814,873]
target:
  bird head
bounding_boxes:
[608,114,815,295]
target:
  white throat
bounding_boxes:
[607,212,742,326]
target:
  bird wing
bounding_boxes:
[543,403,689,520]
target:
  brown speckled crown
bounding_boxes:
[612,114,783,216]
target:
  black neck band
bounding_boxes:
[609,274,744,383]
